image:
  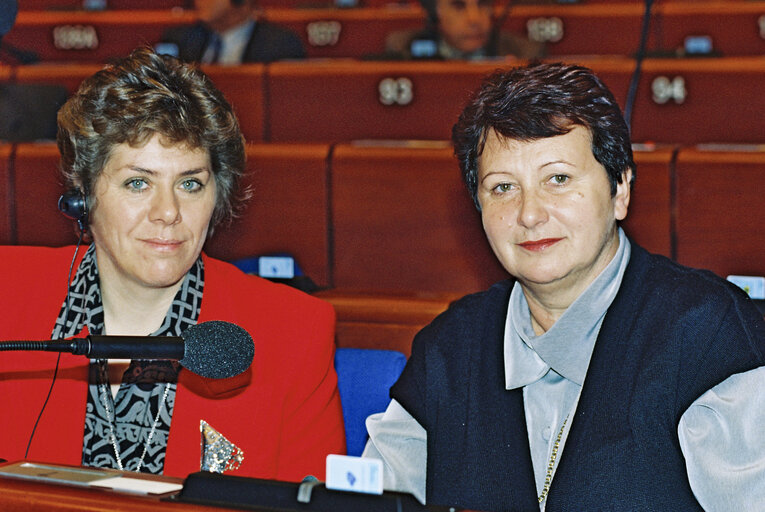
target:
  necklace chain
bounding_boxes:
[99,381,171,472]
[538,415,569,504]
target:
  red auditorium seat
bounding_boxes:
[12,143,75,248]
[265,57,765,146]
[13,63,101,94]
[621,146,674,258]
[314,290,458,357]
[501,2,765,58]
[330,141,507,295]
[11,63,266,143]
[202,64,266,143]
[18,0,185,9]
[8,3,765,62]
[205,143,332,288]
[329,141,674,295]
[628,57,765,145]
[4,10,193,63]
[674,147,765,278]
[266,59,507,143]
[263,5,423,60]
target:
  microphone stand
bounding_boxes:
[0,337,186,360]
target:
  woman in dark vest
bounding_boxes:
[363,62,765,511]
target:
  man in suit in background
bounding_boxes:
[385,0,544,60]
[160,0,305,64]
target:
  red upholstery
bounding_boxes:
[11,63,266,143]
[330,142,675,294]
[674,148,765,277]
[621,147,674,258]
[203,64,266,143]
[266,57,765,145]
[10,3,764,61]
[18,0,185,9]
[330,142,507,294]
[205,143,332,288]
[5,11,194,63]
[9,143,332,286]
[500,2,765,58]
[12,143,74,247]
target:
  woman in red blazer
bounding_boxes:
[0,47,345,482]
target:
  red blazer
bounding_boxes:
[0,245,346,481]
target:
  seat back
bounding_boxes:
[333,347,407,457]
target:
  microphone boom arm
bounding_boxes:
[0,336,186,360]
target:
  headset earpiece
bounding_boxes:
[58,188,88,232]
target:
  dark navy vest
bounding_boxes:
[392,244,765,512]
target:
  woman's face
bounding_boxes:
[89,133,216,291]
[477,125,631,301]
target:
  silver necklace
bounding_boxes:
[99,381,171,472]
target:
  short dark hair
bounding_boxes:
[57,46,248,229]
[452,62,636,209]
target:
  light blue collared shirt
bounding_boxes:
[505,228,631,499]
[201,19,255,65]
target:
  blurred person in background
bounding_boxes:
[385,0,544,60]
[160,0,305,64]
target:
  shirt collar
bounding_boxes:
[212,19,256,65]
[504,228,631,389]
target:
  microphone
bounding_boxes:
[0,320,254,379]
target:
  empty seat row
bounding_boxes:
[4,56,765,146]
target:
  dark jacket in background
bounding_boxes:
[384,28,545,60]
[161,20,305,64]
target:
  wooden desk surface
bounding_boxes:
[0,468,234,512]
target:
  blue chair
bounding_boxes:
[334,348,408,457]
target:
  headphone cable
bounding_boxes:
[24,233,85,459]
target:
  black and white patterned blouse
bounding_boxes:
[50,244,204,474]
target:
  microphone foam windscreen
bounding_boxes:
[181,321,254,379]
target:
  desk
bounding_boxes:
[0,464,230,512]
[0,461,452,512]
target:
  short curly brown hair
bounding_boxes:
[57,46,248,229]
